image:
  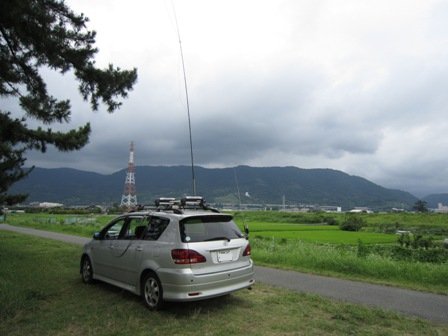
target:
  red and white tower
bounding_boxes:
[120,141,138,209]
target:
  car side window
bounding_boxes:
[123,217,147,240]
[103,218,127,240]
[144,216,169,241]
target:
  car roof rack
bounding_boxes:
[154,197,182,214]
[154,196,220,214]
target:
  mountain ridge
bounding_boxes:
[9,165,420,210]
[423,193,448,208]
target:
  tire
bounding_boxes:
[81,256,94,284]
[141,272,164,310]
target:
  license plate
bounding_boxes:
[217,250,233,262]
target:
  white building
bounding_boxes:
[435,203,448,213]
[39,202,63,208]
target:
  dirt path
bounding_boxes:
[1,223,447,323]
[0,223,90,245]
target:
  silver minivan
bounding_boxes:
[80,197,255,309]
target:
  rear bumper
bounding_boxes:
[158,261,255,301]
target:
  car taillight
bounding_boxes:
[171,249,206,264]
[243,243,251,256]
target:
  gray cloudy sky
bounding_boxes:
[15,0,448,197]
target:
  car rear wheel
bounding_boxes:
[142,272,164,310]
[81,256,94,284]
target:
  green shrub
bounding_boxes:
[377,222,402,234]
[398,233,435,250]
[356,239,369,258]
[340,216,365,232]
[391,246,448,263]
[397,233,412,248]
[325,217,338,226]
[411,234,434,249]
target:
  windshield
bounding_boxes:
[180,215,244,243]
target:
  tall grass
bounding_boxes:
[251,228,396,244]
[252,237,448,293]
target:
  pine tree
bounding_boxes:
[412,200,428,213]
[0,0,137,205]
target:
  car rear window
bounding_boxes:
[180,215,244,243]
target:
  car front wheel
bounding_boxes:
[81,256,94,284]
[142,272,164,310]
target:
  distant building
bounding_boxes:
[39,202,63,208]
[319,206,342,213]
[434,203,448,213]
[392,208,405,212]
[349,207,373,213]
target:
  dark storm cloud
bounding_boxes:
[13,0,448,197]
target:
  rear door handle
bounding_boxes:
[136,246,143,252]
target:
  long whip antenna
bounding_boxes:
[234,167,249,239]
[172,1,196,195]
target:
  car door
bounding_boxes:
[91,217,128,279]
[108,215,147,286]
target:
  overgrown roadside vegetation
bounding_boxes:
[1,231,447,336]
[5,211,448,293]
[251,237,448,294]
[237,211,448,294]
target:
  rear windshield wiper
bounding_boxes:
[204,236,231,242]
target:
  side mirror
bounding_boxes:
[93,232,101,240]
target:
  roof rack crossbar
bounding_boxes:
[154,196,220,213]
[155,197,177,207]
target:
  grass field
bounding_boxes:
[251,237,448,294]
[237,213,448,293]
[5,211,448,293]
[1,231,447,336]
[247,222,397,244]
[233,211,448,228]
[2,213,416,244]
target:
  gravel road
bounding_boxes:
[1,223,447,323]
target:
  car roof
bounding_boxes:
[122,210,231,220]
[122,196,228,220]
